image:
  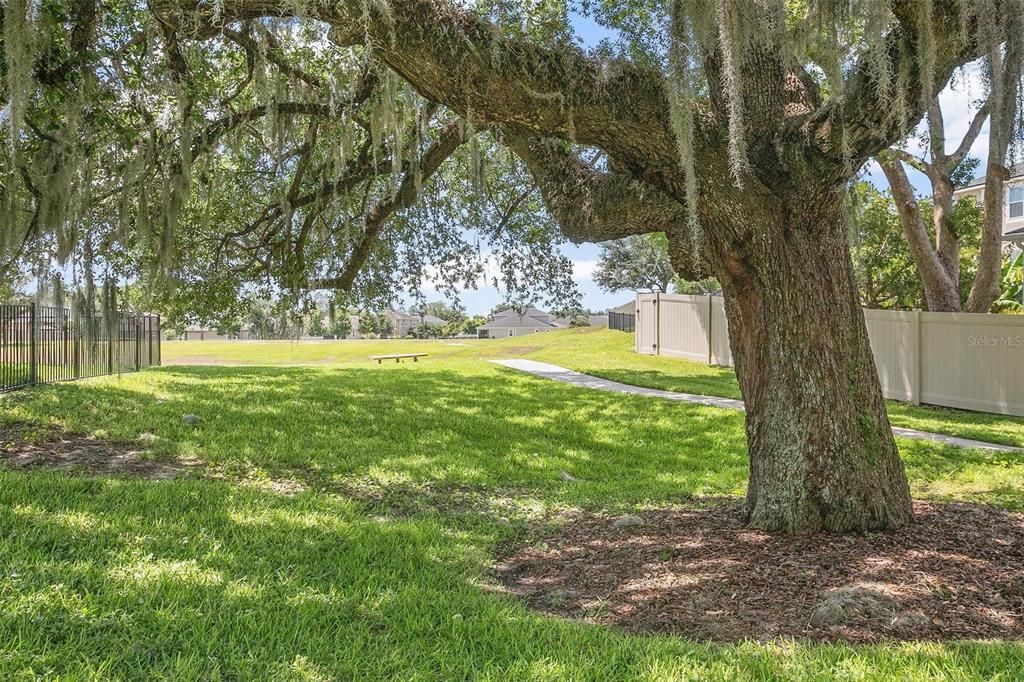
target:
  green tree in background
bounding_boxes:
[408,324,443,338]
[593,234,676,294]
[359,313,394,339]
[994,250,1024,313]
[329,316,353,339]
[849,182,982,310]
[444,316,487,337]
[308,310,328,337]
[410,301,465,323]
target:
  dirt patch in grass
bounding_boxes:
[0,421,199,479]
[495,500,1024,643]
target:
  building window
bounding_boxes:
[1011,186,1024,219]
[508,329,514,337]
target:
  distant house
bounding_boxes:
[477,307,567,338]
[349,310,446,338]
[387,310,446,337]
[953,162,1024,244]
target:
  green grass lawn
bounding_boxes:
[162,328,1024,448]
[2,330,1023,679]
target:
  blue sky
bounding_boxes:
[413,18,993,316]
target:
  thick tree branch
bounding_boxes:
[948,99,990,167]
[927,97,947,163]
[888,148,929,174]
[507,136,684,244]
[967,36,1023,312]
[222,26,325,89]
[819,0,1000,164]
[154,0,691,198]
[506,136,708,279]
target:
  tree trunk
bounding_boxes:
[966,40,1021,313]
[877,155,962,311]
[931,175,961,286]
[966,167,1007,312]
[715,187,913,534]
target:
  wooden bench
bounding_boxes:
[370,353,428,364]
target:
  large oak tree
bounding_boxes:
[3,0,1022,533]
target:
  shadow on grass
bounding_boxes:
[4,365,750,508]
[1,471,1022,679]
[578,367,742,400]
[6,364,1024,512]
[498,501,1024,644]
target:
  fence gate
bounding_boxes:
[0,303,161,393]
[635,294,658,354]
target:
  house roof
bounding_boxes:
[492,306,553,320]
[1004,226,1024,243]
[610,301,635,314]
[405,314,446,325]
[478,307,566,330]
[959,162,1024,192]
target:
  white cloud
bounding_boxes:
[572,259,598,281]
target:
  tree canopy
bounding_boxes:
[593,234,675,294]
[0,0,579,317]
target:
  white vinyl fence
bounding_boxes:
[635,293,1024,417]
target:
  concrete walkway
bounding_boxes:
[492,359,1022,453]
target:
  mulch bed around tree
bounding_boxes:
[0,421,197,479]
[494,500,1024,643]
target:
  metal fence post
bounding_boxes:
[29,303,37,386]
[73,309,80,380]
[108,315,114,376]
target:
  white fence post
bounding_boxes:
[911,308,922,406]
[705,293,714,365]
[654,292,661,355]
[634,293,640,354]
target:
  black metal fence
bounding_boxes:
[1,304,161,393]
[608,310,636,333]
